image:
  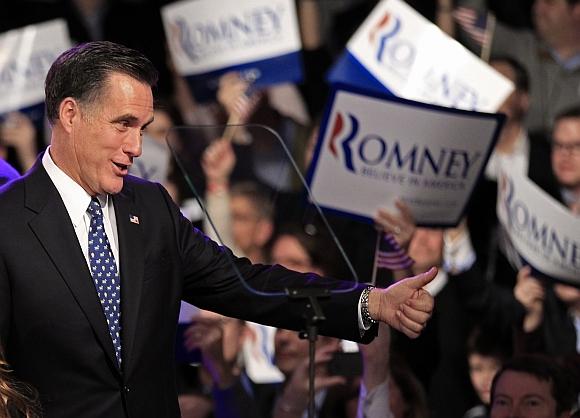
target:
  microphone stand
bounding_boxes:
[285,287,330,418]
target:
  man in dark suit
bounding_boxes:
[0,42,436,418]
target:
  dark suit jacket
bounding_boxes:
[0,160,373,418]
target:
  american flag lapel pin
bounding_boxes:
[129,215,140,225]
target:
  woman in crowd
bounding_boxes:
[0,351,39,418]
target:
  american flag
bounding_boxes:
[374,232,414,271]
[453,6,492,47]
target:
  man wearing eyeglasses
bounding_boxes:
[551,106,580,213]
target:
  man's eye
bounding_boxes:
[524,399,541,408]
[493,398,510,407]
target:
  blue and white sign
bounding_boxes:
[307,85,503,226]
[0,20,71,116]
[328,0,513,113]
[497,166,580,285]
[162,0,303,101]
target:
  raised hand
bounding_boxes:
[184,314,239,388]
[374,199,416,250]
[217,72,262,125]
[274,342,345,418]
[201,138,236,189]
[0,112,37,170]
[514,266,545,332]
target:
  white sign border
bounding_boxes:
[306,83,504,227]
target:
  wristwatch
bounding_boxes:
[361,286,378,328]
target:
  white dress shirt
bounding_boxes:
[443,226,476,275]
[484,128,530,181]
[42,147,120,271]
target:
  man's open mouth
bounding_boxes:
[113,162,129,171]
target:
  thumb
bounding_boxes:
[402,266,437,289]
[517,265,532,283]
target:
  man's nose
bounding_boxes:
[124,130,142,158]
[509,404,522,418]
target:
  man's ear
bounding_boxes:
[58,97,81,134]
[518,91,530,115]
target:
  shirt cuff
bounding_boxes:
[443,227,476,274]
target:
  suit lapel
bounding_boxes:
[25,162,120,372]
[113,184,144,376]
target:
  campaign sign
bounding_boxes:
[327,0,513,113]
[162,0,302,101]
[307,85,503,226]
[0,19,71,120]
[497,166,580,285]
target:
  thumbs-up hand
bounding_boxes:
[369,267,437,338]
